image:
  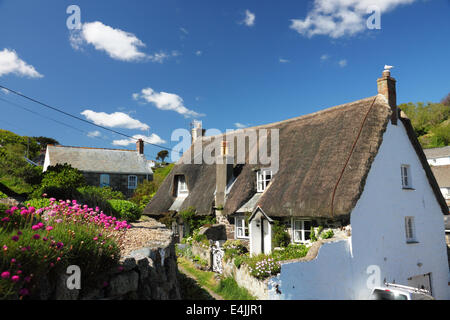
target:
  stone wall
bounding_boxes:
[32,223,181,300]
[191,243,212,269]
[222,259,269,300]
[82,172,149,197]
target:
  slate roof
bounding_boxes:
[431,165,450,187]
[45,145,153,175]
[424,146,450,159]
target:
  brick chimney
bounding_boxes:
[136,138,144,155]
[377,68,397,125]
[215,140,234,208]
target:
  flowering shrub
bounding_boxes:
[223,240,248,262]
[246,255,281,280]
[0,198,130,299]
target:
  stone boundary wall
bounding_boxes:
[222,259,269,300]
[34,222,181,300]
[191,243,212,269]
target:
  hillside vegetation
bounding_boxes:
[399,93,450,149]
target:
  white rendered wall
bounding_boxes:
[427,157,450,166]
[269,120,449,300]
[250,211,273,256]
[42,148,50,172]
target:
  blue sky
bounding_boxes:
[0,0,449,161]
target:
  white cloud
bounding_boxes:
[81,110,150,131]
[320,54,330,61]
[87,130,101,138]
[242,10,256,27]
[290,0,415,38]
[0,49,43,78]
[338,59,348,67]
[279,58,290,63]
[180,27,189,35]
[195,50,202,56]
[1,88,9,94]
[234,123,249,129]
[112,134,166,146]
[133,87,205,118]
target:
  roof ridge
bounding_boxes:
[48,145,136,152]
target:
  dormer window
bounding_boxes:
[401,164,412,189]
[176,175,188,196]
[257,169,272,193]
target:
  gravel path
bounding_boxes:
[119,218,172,257]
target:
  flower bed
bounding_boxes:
[0,198,130,299]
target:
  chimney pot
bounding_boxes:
[377,69,397,125]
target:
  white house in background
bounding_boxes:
[145,69,449,299]
[424,146,450,166]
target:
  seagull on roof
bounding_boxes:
[384,65,394,71]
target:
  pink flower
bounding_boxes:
[11,275,20,282]
[28,207,35,214]
[11,235,19,242]
[93,237,98,241]
[2,245,7,251]
[1,271,10,279]
[33,234,40,240]
[31,224,41,230]
[11,259,16,264]
[19,288,29,296]
[24,276,31,283]
[1,217,10,222]
[46,226,53,231]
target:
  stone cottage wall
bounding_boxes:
[82,172,149,197]
[33,223,181,300]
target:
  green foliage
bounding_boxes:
[310,226,317,242]
[271,244,309,261]
[159,213,176,229]
[178,207,216,238]
[107,199,142,222]
[215,277,256,300]
[129,163,174,210]
[0,203,8,213]
[156,150,169,163]
[192,255,208,268]
[176,244,193,259]
[321,229,334,239]
[32,163,86,200]
[272,220,291,248]
[0,191,7,199]
[223,240,248,262]
[32,136,59,149]
[24,198,51,209]
[400,100,450,148]
[246,254,281,280]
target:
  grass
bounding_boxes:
[177,256,256,300]
[0,175,34,196]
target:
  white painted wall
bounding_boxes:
[42,148,50,172]
[269,120,449,300]
[249,211,272,255]
[427,157,450,166]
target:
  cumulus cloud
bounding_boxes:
[320,54,330,61]
[290,0,415,38]
[234,123,249,129]
[0,49,43,78]
[81,110,150,131]
[112,134,166,146]
[87,130,101,138]
[242,10,255,26]
[279,58,290,63]
[70,21,173,63]
[133,87,205,118]
[338,59,348,67]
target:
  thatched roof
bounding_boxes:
[144,94,448,218]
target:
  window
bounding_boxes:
[401,165,412,189]
[257,169,272,192]
[177,175,188,196]
[293,219,311,243]
[128,175,138,189]
[405,216,417,243]
[100,174,110,187]
[235,216,249,239]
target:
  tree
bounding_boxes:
[441,93,450,106]
[33,136,59,149]
[156,150,169,163]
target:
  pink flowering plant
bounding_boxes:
[0,197,130,299]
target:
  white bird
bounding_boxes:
[384,65,394,71]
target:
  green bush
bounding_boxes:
[75,186,125,217]
[31,163,86,200]
[246,254,281,280]
[272,221,291,248]
[321,229,334,239]
[0,203,9,213]
[223,240,248,262]
[24,198,51,209]
[215,277,256,300]
[107,199,142,222]
[0,191,7,199]
[271,244,309,261]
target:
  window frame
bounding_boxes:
[235,216,249,239]
[100,174,110,187]
[405,216,418,243]
[292,219,312,243]
[401,164,412,189]
[256,169,273,193]
[128,175,138,189]
[176,175,188,196]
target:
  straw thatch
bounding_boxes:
[144,94,448,218]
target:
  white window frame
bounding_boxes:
[292,219,312,243]
[405,216,417,243]
[100,174,110,187]
[235,216,249,239]
[128,175,138,189]
[401,164,412,189]
[177,175,188,196]
[257,169,272,193]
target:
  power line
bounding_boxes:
[0,85,179,154]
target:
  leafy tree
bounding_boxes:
[156,150,169,163]
[33,136,59,149]
[441,92,450,106]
